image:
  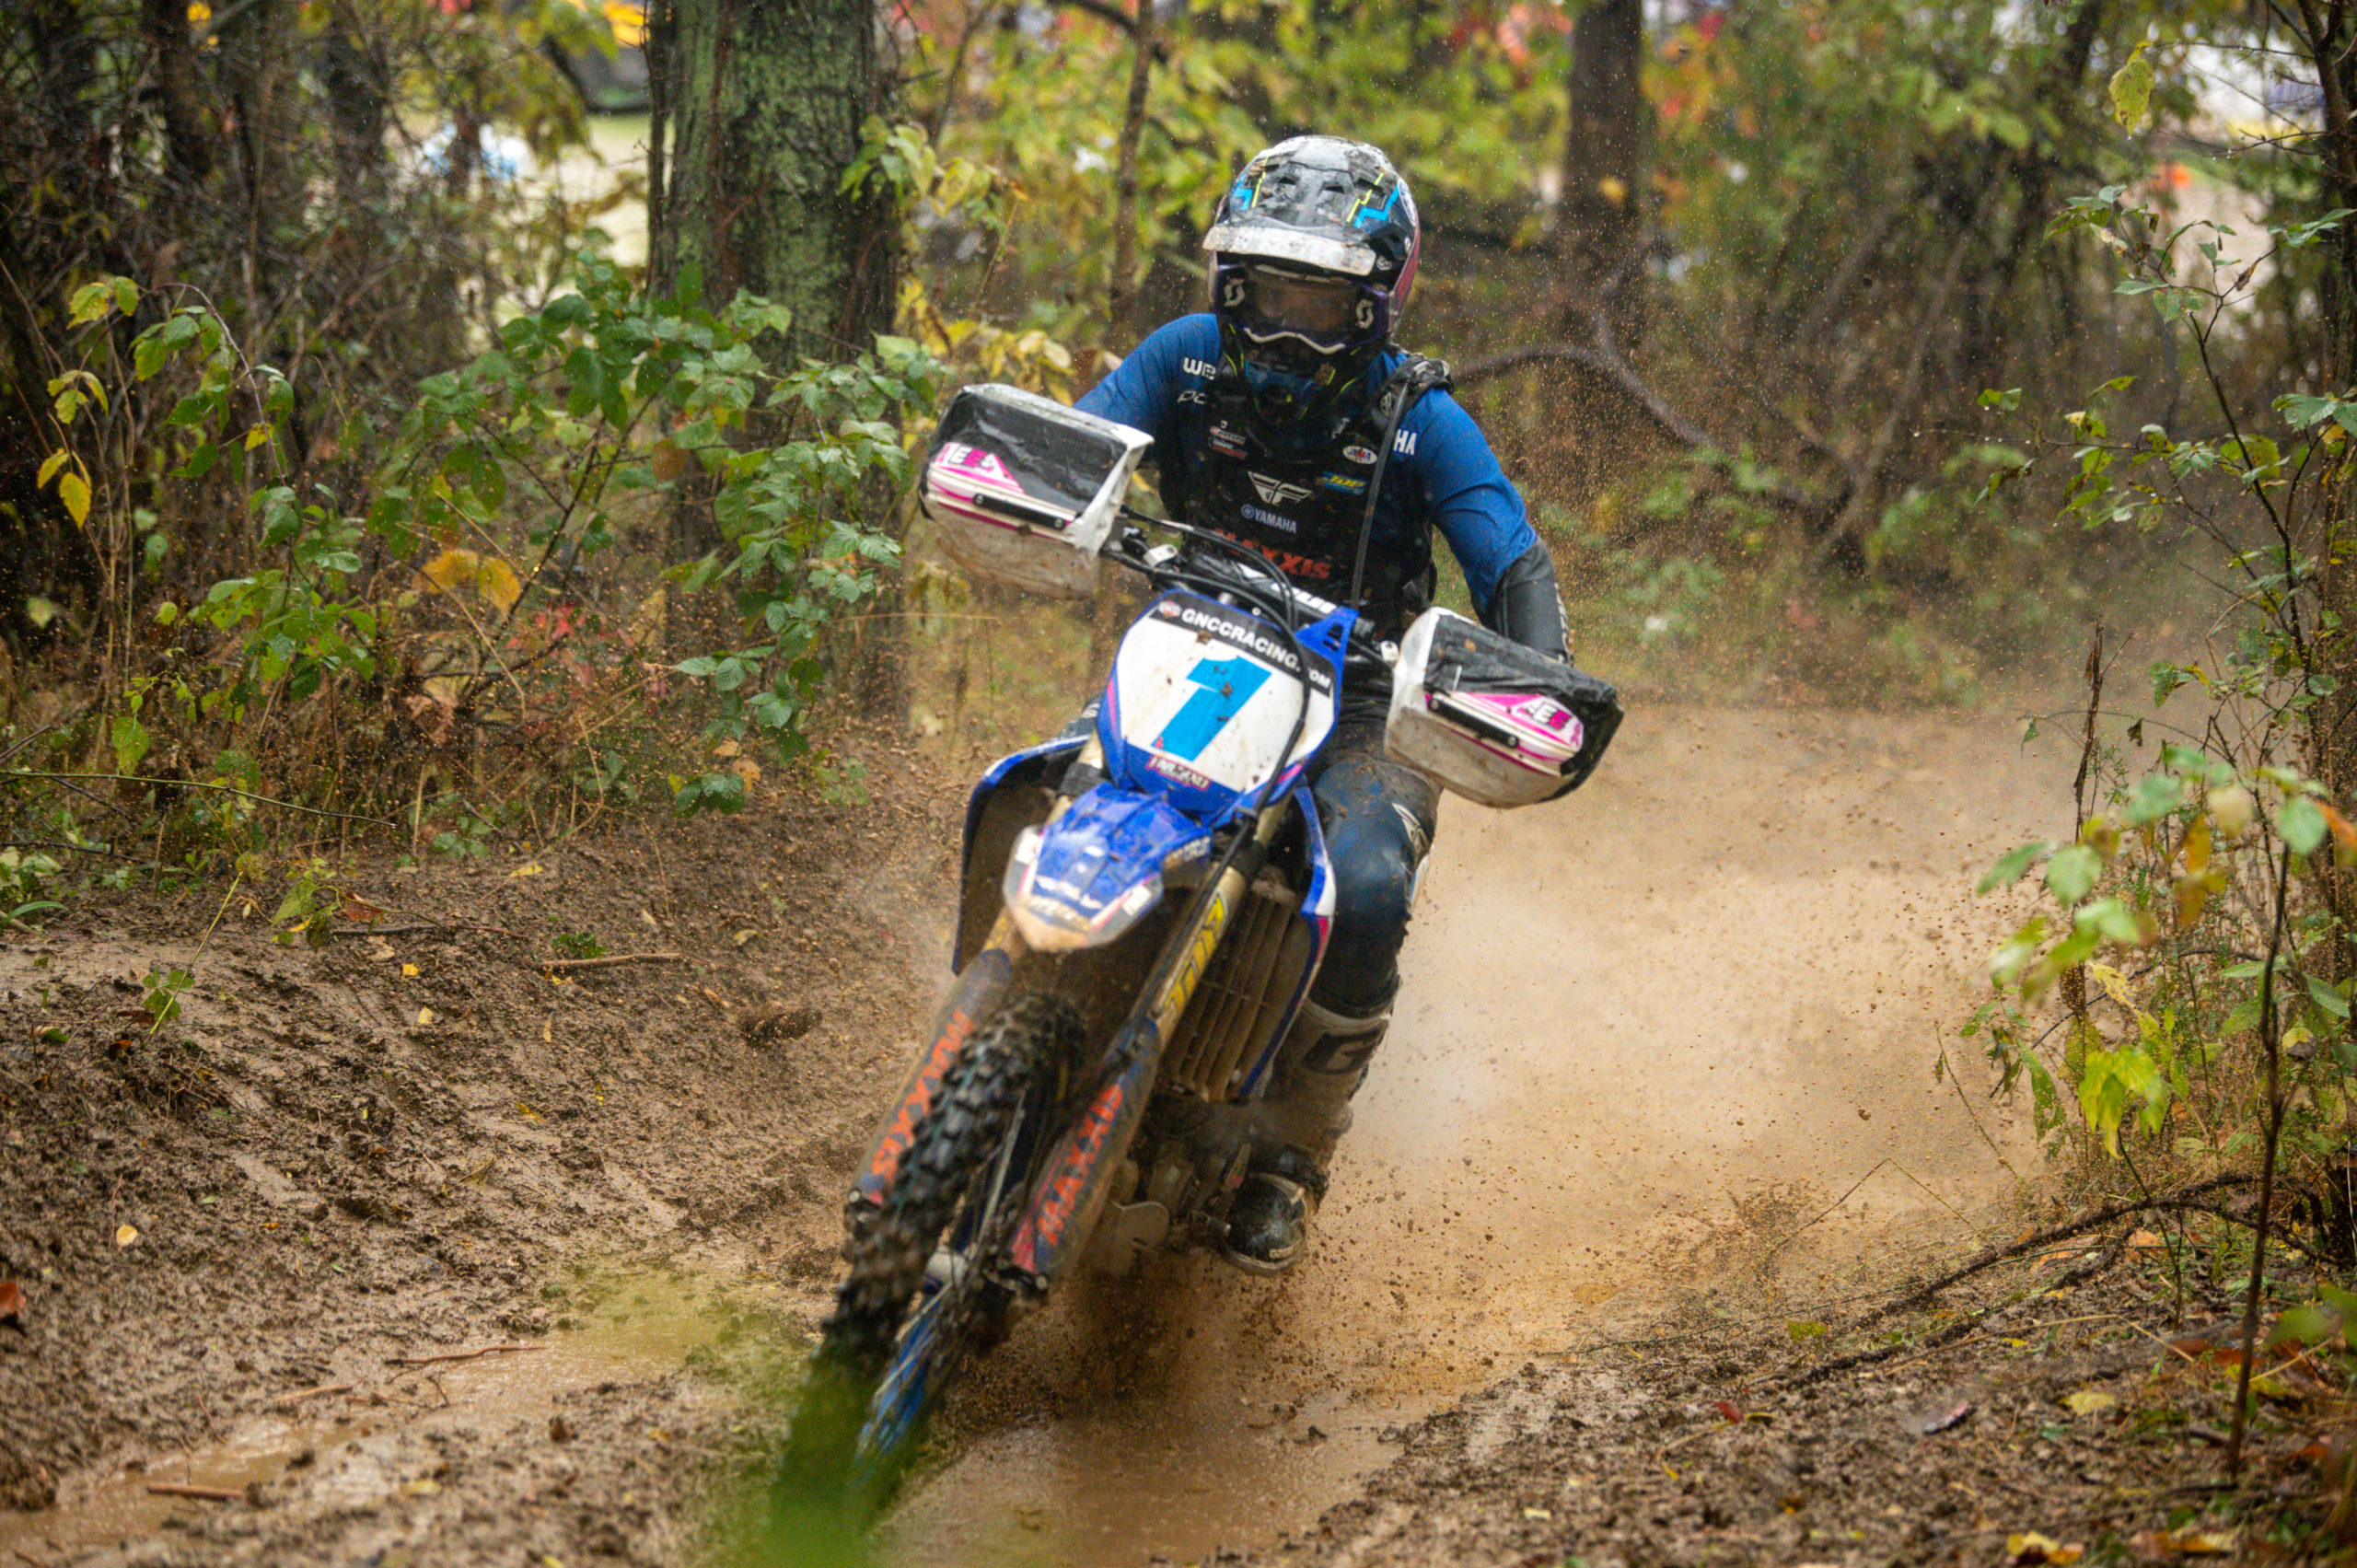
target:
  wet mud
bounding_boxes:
[2,704,2097,1565]
[876,704,2076,1568]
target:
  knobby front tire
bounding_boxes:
[774,990,1083,1516]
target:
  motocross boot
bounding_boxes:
[1223,997,1389,1274]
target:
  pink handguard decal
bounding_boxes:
[926,443,1074,534]
[1432,690,1585,774]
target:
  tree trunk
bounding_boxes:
[647,0,904,700]
[1559,0,1649,343]
[649,0,897,366]
[2295,0,2357,1052]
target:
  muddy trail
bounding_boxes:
[0,702,2149,1566]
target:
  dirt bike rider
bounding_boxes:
[1073,134,1571,1273]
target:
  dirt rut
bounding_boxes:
[877,703,2075,1568]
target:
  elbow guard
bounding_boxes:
[1484,541,1571,664]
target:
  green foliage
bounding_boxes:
[552,929,606,959]
[0,849,64,931]
[668,332,938,767]
[26,259,943,856]
[911,2,1565,335]
[140,966,192,1033]
[271,861,343,949]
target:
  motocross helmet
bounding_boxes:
[1203,135,1422,433]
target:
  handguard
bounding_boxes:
[920,384,1152,598]
[1385,609,1621,807]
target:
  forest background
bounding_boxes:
[6,0,2357,1535]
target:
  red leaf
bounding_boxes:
[1712,1400,1743,1424]
[0,1279,24,1325]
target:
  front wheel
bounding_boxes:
[773,991,1083,1516]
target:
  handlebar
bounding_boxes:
[1101,512,1399,668]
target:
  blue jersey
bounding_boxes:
[1074,315,1538,621]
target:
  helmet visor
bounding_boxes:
[1237,265,1361,348]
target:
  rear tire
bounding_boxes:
[774,991,1084,1515]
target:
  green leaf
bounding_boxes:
[110,714,152,774]
[1979,841,2048,895]
[112,276,138,318]
[37,450,69,487]
[2281,795,2328,855]
[2306,972,2351,1019]
[2046,844,2102,905]
[2124,773,2184,824]
[2267,1301,2348,1350]
[2075,899,2142,944]
[57,470,90,527]
[1991,916,2047,986]
[2281,392,2344,429]
[68,280,115,326]
[175,440,218,481]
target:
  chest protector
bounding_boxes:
[1171,355,1449,636]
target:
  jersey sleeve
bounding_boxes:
[1074,315,1218,460]
[1408,391,1540,619]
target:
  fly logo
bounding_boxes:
[1341,444,1378,465]
[1248,471,1314,506]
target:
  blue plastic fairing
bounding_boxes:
[1006,785,1213,948]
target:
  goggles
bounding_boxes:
[1232,264,1365,352]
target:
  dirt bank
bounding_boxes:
[0,748,951,1565]
[1234,1246,2344,1567]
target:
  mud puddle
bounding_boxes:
[0,1269,731,1564]
[874,704,2074,1568]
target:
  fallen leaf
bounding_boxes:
[508,862,543,878]
[2126,1228,2164,1249]
[2008,1531,2084,1564]
[401,1477,441,1497]
[2132,1527,2236,1556]
[1786,1319,1827,1342]
[1711,1399,1742,1423]
[115,1223,139,1249]
[0,1279,24,1324]
[2165,1529,2235,1555]
[2062,1390,2116,1416]
[1521,1506,1552,1520]
[416,1007,435,1027]
[401,963,419,978]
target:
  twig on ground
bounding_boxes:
[1775,1230,2140,1394]
[2,838,158,865]
[145,1482,244,1502]
[386,1342,543,1367]
[3,771,397,828]
[271,1381,354,1407]
[327,923,448,939]
[540,952,688,972]
[1850,1174,2258,1330]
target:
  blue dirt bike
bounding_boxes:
[777,384,1620,1503]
